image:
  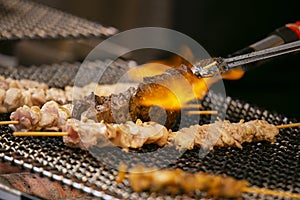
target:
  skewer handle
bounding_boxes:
[276,122,300,129]
[185,110,218,115]
[13,132,69,137]
[0,121,19,125]
[243,187,300,199]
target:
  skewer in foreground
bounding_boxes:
[117,165,300,199]
[10,119,300,151]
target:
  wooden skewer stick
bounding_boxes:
[243,186,300,199]
[181,104,202,109]
[185,110,218,115]
[276,123,300,129]
[13,132,69,137]
[0,121,19,125]
[10,121,300,137]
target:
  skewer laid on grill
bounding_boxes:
[2,100,217,131]
[117,164,300,199]
[5,115,300,151]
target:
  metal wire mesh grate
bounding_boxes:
[0,0,117,40]
[0,62,299,199]
[0,59,131,88]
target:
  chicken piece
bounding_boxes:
[46,88,68,105]
[0,76,9,90]
[30,88,46,107]
[38,101,71,131]
[4,88,23,112]
[0,89,7,113]
[21,90,33,107]
[10,106,41,131]
[62,118,112,150]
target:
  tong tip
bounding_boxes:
[191,57,226,78]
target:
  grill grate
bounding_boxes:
[0,59,131,88]
[0,0,117,41]
[0,62,299,199]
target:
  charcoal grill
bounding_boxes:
[0,0,299,199]
[0,60,299,200]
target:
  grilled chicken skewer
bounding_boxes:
[61,118,279,150]
[0,75,136,113]
[10,101,279,151]
[117,165,300,199]
[0,76,48,90]
[10,101,73,132]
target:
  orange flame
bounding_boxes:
[127,47,245,110]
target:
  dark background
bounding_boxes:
[34,0,300,119]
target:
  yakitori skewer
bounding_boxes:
[10,119,300,151]
[6,100,216,132]
[118,165,300,199]
[10,122,300,136]
[0,75,136,113]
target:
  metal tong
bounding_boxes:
[191,40,300,78]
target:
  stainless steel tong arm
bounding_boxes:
[191,40,300,78]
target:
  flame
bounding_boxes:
[136,66,215,110]
[127,47,245,110]
[222,68,245,80]
[127,63,170,81]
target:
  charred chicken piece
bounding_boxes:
[81,65,195,129]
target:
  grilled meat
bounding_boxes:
[10,101,72,131]
[61,118,278,151]
[120,165,248,198]
[172,119,279,150]
[0,75,136,113]
[62,118,170,150]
